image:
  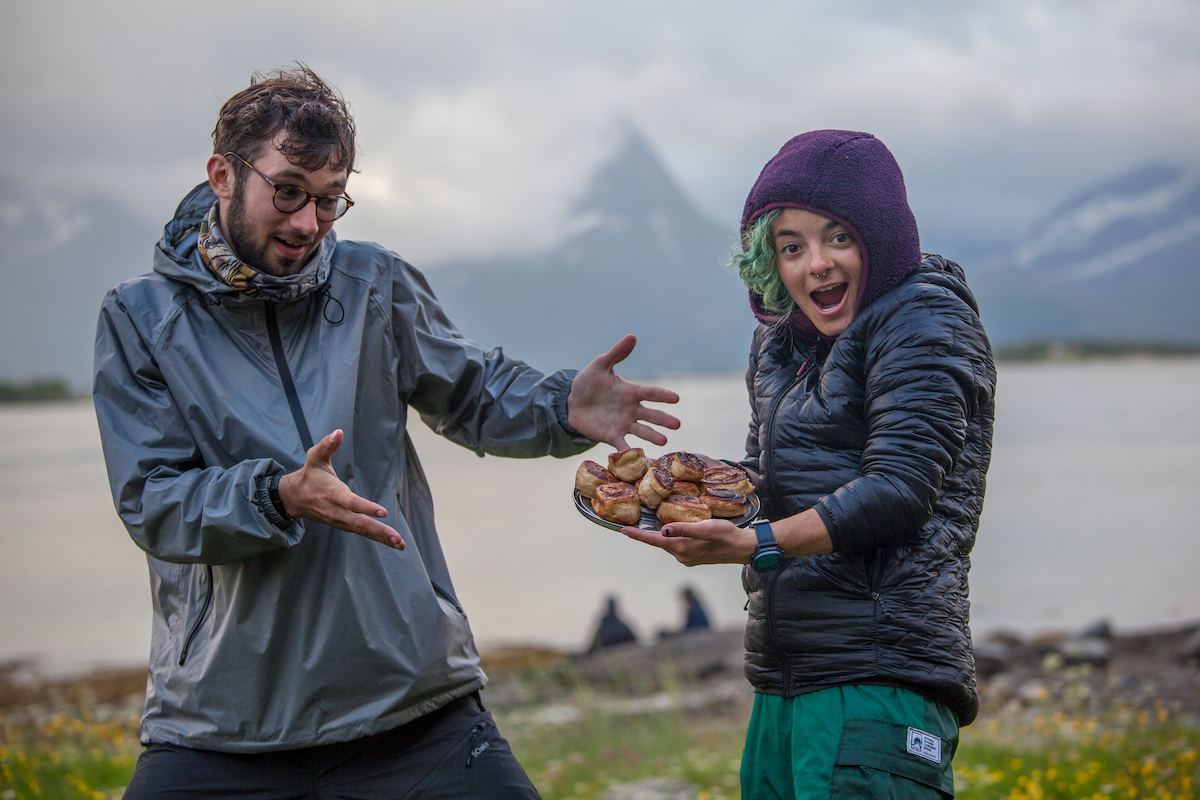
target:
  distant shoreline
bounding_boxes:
[992,339,1200,362]
[4,342,1200,402]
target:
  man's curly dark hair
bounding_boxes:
[213,63,357,177]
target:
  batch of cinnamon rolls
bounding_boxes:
[575,447,755,526]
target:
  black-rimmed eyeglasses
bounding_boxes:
[225,152,355,222]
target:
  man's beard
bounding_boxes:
[223,184,309,277]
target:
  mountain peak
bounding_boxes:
[426,127,750,375]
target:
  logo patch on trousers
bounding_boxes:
[906,727,942,763]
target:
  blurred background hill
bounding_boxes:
[2,131,1197,390]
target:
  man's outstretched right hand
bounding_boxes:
[277,429,406,551]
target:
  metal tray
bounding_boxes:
[573,488,760,532]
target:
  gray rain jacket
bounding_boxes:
[93,183,592,752]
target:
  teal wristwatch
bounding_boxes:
[750,519,784,571]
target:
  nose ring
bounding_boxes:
[816,270,828,279]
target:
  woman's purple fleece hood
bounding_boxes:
[742,130,922,331]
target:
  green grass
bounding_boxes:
[954,704,1199,800]
[3,681,1197,799]
[1,705,140,800]
[503,704,747,800]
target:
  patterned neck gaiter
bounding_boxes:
[197,202,329,302]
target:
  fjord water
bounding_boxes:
[2,357,1198,673]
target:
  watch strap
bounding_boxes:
[750,519,784,571]
[255,473,295,529]
[752,519,775,547]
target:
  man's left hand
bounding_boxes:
[567,334,680,449]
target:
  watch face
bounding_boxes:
[753,550,783,571]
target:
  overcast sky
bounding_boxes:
[2,0,1197,265]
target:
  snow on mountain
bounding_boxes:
[969,163,1200,346]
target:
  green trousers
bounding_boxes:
[740,685,958,799]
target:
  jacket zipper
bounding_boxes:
[178,565,214,666]
[464,723,487,766]
[760,339,820,505]
[264,301,315,451]
[431,581,467,619]
[760,560,791,695]
[757,336,822,695]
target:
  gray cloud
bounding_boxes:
[2,0,1197,264]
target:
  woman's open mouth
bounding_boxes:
[810,283,848,313]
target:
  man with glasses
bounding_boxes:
[94,65,679,798]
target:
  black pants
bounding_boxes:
[122,693,540,799]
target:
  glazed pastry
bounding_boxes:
[608,448,652,483]
[702,465,754,496]
[664,451,706,483]
[591,482,641,525]
[700,488,749,518]
[637,466,675,509]
[656,493,712,524]
[575,460,618,498]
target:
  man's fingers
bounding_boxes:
[635,385,680,405]
[340,491,388,519]
[353,518,406,550]
[329,506,404,550]
[594,334,637,371]
[638,407,681,431]
[309,429,344,464]
[627,422,668,447]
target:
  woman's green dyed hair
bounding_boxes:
[729,209,794,317]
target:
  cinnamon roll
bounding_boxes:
[671,480,701,498]
[637,466,675,509]
[656,493,713,524]
[702,465,753,496]
[608,448,652,483]
[700,487,749,518]
[591,482,641,525]
[663,451,706,483]
[575,460,618,498]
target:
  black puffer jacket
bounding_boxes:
[741,254,995,725]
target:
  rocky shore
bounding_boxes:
[3,619,1198,719]
[476,619,1200,723]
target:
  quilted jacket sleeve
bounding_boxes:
[740,325,765,472]
[814,283,991,552]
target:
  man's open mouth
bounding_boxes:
[275,235,310,256]
[811,283,848,312]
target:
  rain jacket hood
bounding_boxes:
[94,183,592,751]
[155,182,335,302]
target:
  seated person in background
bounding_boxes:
[681,585,711,632]
[589,595,638,652]
[659,585,712,639]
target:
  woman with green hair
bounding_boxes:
[624,130,996,798]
